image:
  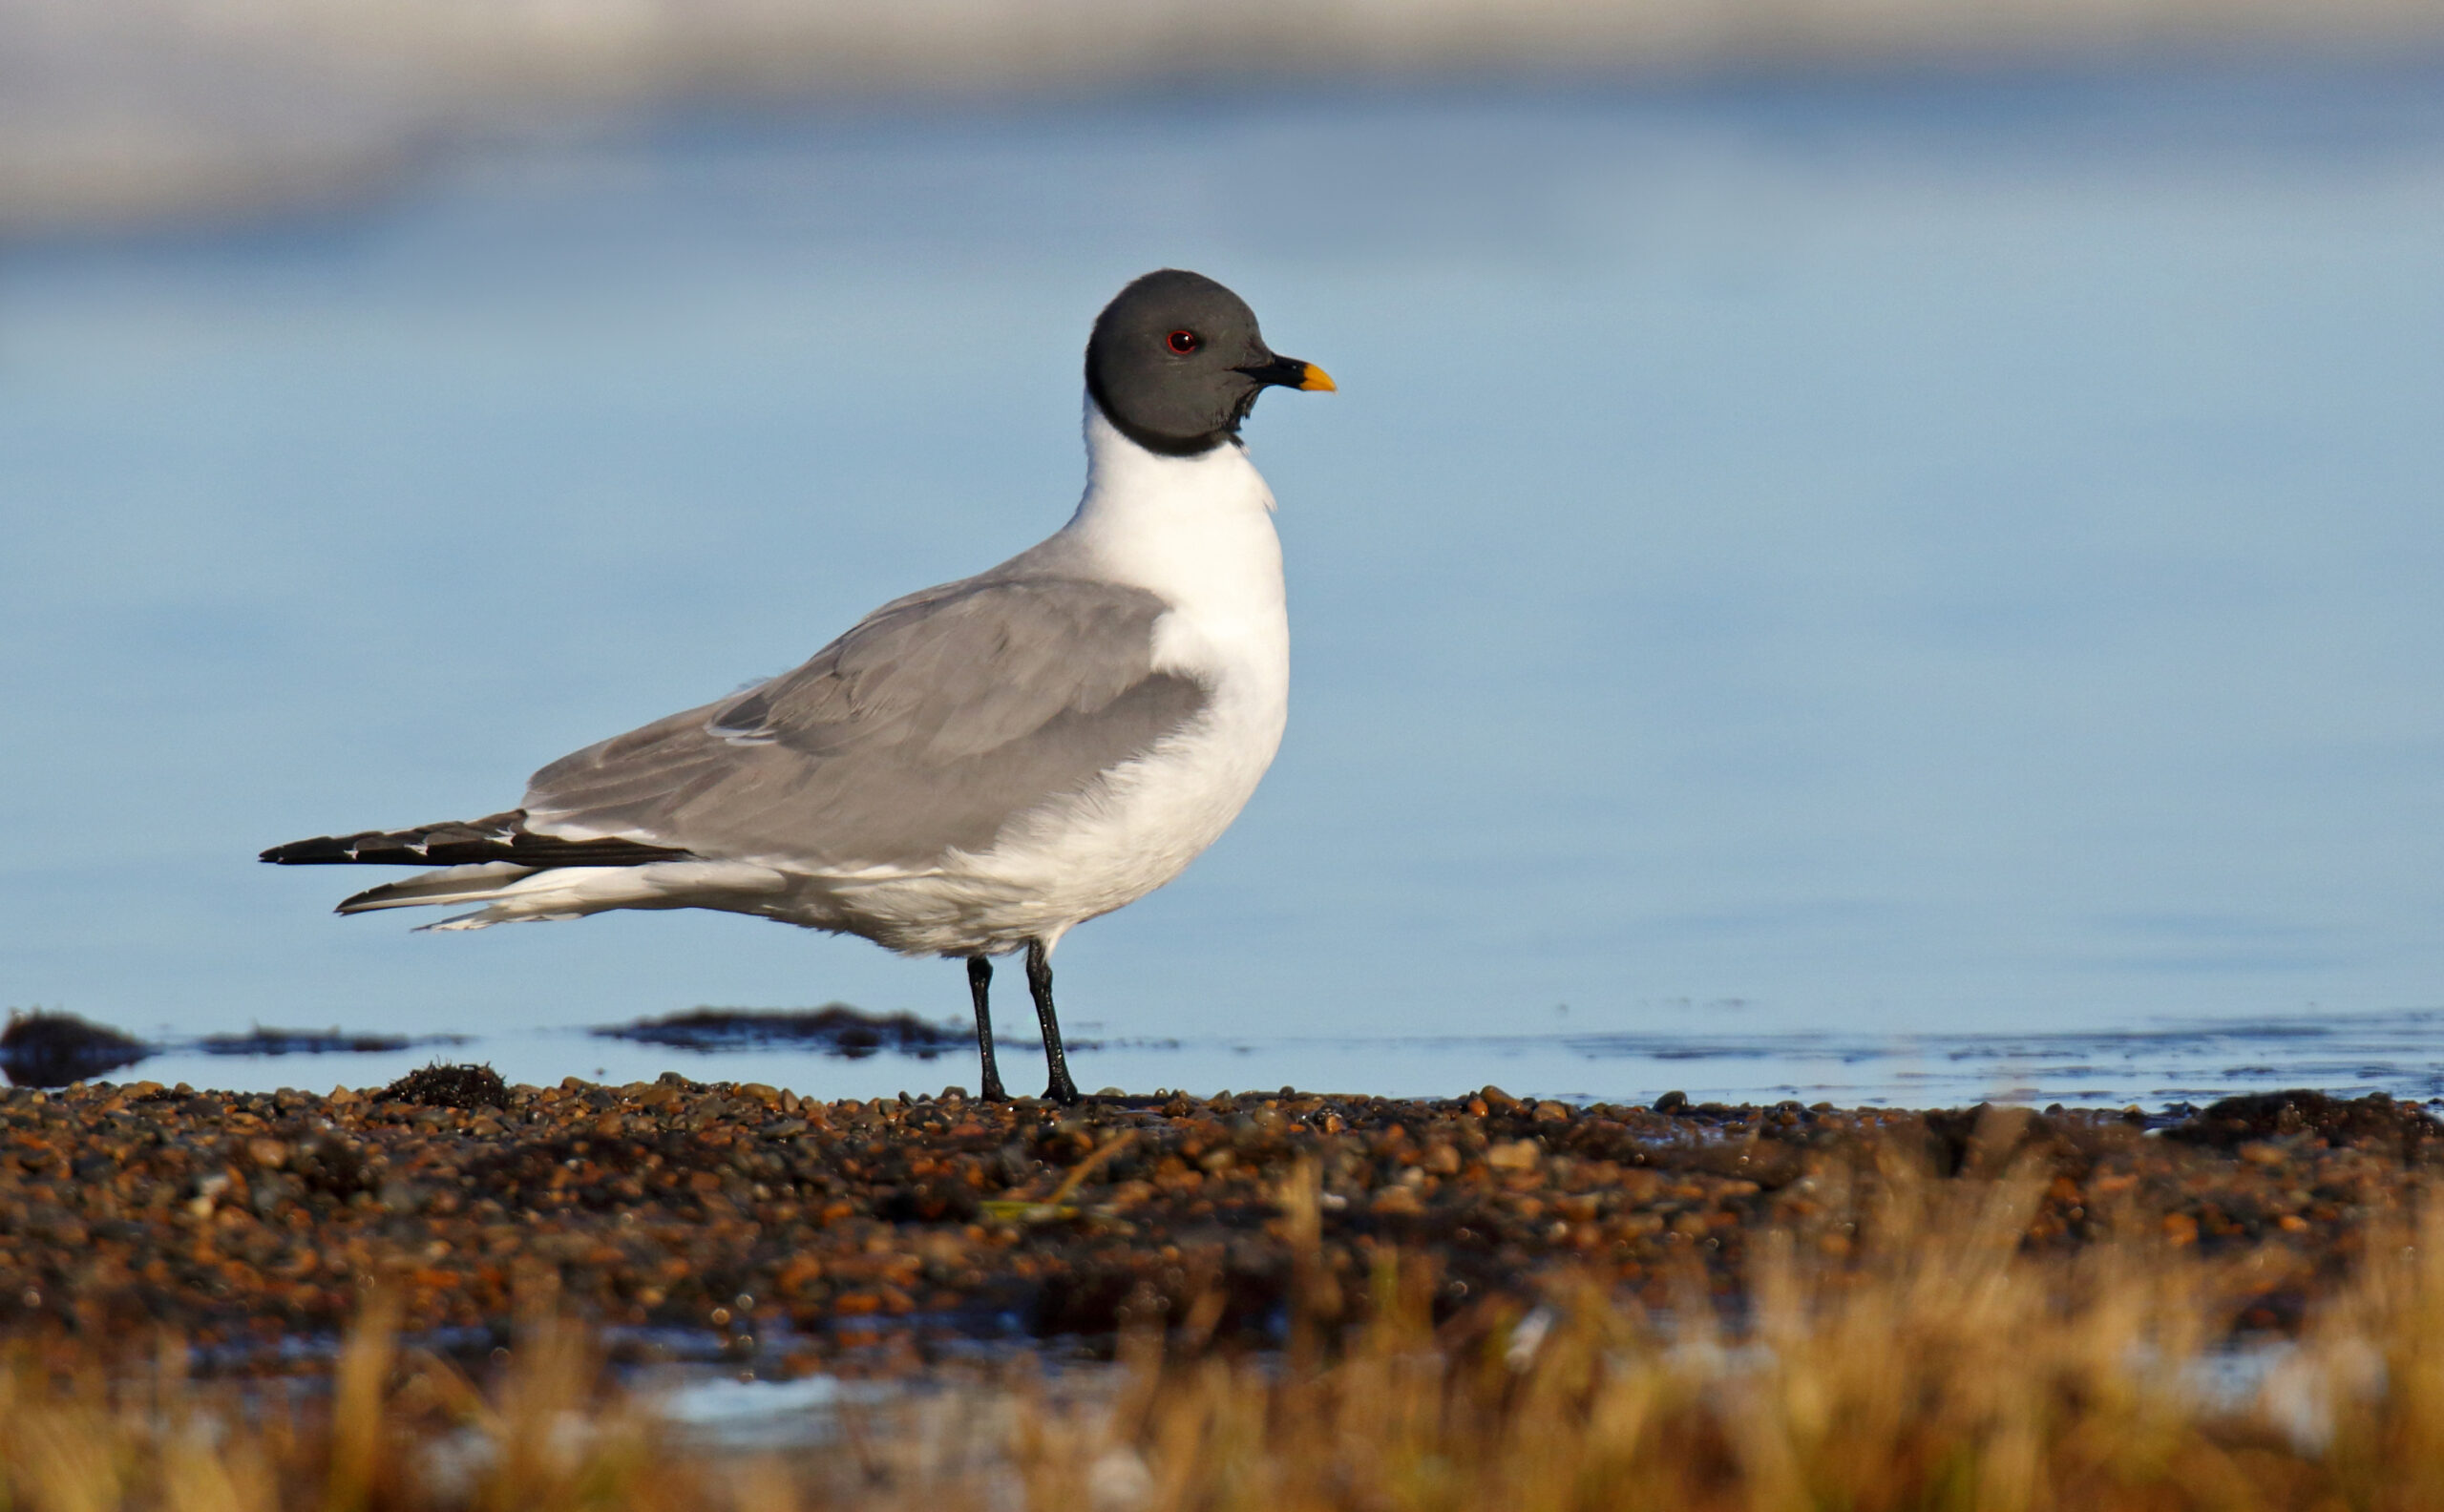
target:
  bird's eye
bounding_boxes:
[1167,329,1199,355]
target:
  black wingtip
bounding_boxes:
[262,835,349,865]
[260,812,695,872]
[260,813,524,867]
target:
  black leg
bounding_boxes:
[1025,937,1080,1104]
[967,955,1007,1102]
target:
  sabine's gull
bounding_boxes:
[263,269,1335,1104]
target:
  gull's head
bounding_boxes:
[1085,268,1333,457]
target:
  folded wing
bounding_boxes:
[522,575,1210,872]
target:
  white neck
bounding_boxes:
[1055,399,1284,624]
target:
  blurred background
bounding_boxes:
[5,0,2443,1102]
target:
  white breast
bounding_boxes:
[821,404,1291,956]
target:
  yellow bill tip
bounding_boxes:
[1298,363,1338,393]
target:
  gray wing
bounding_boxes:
[521,576,1209,870]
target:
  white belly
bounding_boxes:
[795,633,1284,955]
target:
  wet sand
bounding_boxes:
[2,1072,2434,1372]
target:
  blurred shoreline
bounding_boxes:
[7,0,2444,235]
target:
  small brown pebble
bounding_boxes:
[1487,1140,1541,1171]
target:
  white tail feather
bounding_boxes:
[337,859,795,932]
[335,862,535,914]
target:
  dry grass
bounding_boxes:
[8,1144,2444,1511]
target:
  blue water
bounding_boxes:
[5,66,2443,1103]
[62,1004,2444,1111]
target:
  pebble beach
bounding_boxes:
[4,1069,2435,1373]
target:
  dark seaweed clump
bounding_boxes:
[599,1004,964,1059]
[2163,1088,2442,1153]
[0,1010,150,1088]
[199,1026,430,1057]
[380,1062,511,1109]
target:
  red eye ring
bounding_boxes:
[1167,329,1199,355]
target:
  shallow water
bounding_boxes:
[53,1004,2444,1109]
[5,64,2442,1102]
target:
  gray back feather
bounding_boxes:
[522,573,1209,870]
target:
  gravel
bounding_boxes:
[2,1076,2433,1371]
